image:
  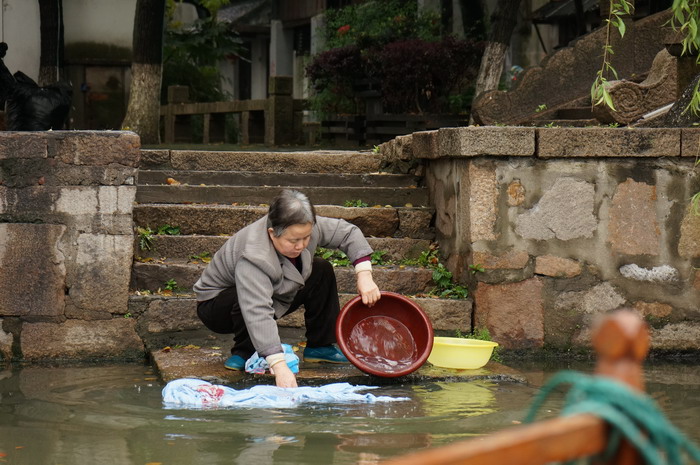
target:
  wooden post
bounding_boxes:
[203,113,210,144]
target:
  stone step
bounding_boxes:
[134,235,433,262]
[141,149,382,173]
[133,204,435,239]
[130,261,436,295]
[138,170,419,188]
[135,185,429,207]
[128,293,472,337]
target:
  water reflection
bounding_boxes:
[0,361,698,464]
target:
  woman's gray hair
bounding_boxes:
[267,189,316,237]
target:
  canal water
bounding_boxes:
[0,360,698,465]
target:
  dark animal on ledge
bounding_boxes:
[0,42,73,131]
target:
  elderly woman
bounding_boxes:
[194,189,381,388]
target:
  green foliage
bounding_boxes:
[315,248,350,266]
[322,0,441,50]
[592,0,632,111]
[156,224,181,236]
[344,199,369,207]
[137,227,155,251]
[164,279,178,291]
[372,145,381,154]
[431,263,469,299]
[163,3,244,103]
[137,225,181,251]
[189,251,212,263]
[535,104,547,113]
[370,250,389,265]
[469,263,485,274]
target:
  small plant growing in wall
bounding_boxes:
[456,327,502,362]
[344,199,369,208]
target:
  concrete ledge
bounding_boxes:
[437,126,536,158]
[537,127,680,158]
[151,344,524,385]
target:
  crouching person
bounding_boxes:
[194,189,382,388]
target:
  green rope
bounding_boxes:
[524,371,700,465]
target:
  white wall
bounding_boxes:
[0,0,137,83]
[63,0,136,48]
[1,0,41,81]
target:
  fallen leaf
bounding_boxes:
[166,177,181,186]
[37,176,45,185]
[161,346,172,353]
[405,203,413,208]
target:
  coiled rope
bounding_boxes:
[525,371,700,465]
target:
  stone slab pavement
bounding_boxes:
[151,331,527,387]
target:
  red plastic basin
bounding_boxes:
[336,291,434,378]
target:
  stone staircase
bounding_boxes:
[128,149,472,352]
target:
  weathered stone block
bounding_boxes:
[680,128,700,158]
[21,319,144,360]
[537,128,680,158]
[469,162,499,241]
[474,278,544,349]
[0,223,66,318]
[633,301,672,318]
[555,282,626,316]
[515,177,597,241]
[411,130,438,159]
[619,264,679,283]
[608,178,660,255]
[438,126,535,158]
[140,149,172,169]
[535,255,582,278]
[651,322,700,350]
[473,249,530,270]
[397,208,434,239]
[48,131,141,167]
[678,206,700,258]
[0,133,48,159]
[139,297,201,333]
[68,234,133,315]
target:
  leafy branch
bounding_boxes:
[670,0,700,115]
[591,0,633,110]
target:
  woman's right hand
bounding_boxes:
[270,362,298,388]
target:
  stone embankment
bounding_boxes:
[381,126,700,353]
[1,127,699,365]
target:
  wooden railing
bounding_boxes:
[381,310,650,465]
[159,77,306,146]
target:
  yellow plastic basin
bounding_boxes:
[428,337,498,369]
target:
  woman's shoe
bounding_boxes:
[224,354,246,370]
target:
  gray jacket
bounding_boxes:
[193,215,373,356]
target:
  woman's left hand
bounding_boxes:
[356,271,381,307]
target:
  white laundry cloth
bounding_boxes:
[162,378,408,409]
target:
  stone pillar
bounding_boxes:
[270,19,294,76]
[0,131,144,361]
[265,76,294,146]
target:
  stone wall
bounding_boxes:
[0,131,144,361]
[381,127,700,353]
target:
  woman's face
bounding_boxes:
[268,222,313,258]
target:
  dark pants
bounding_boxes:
[196,257,340,358]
